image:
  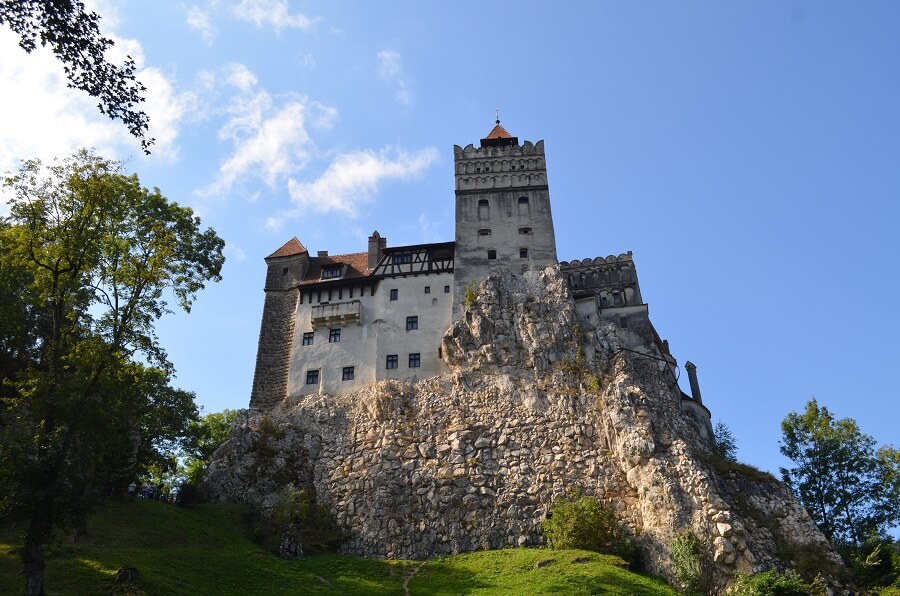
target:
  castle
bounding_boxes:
[249,120,712,439]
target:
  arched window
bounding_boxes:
[518,227,532,235]
[477,228,492,236]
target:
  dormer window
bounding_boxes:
[393,253,413,264]
[321,266,342,279]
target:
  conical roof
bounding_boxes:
[480,118,519,148]
[266,236,307,259]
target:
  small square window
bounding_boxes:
[282,267,289,275]
[302,332,314,346]
[329,328,341,343]
[520,248,528,258]
[342,366,355,381]
[409,353,421,368]
[386,354,398,369]
[306,370,319,384]
[406,316,418,331]
[487,250,497,260]
[390,289,398,301]
[424,286,431,294]
[444,285,450,293]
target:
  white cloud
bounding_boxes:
[232,0,312,32]
[224,242,247,263]
[225,63,258,91]
[187,6,216,44]
[0,19,191,178]
[284,147,439,217]
[377,50,411,105]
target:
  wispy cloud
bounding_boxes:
[232,0,313,32]
[377,50,411,105]
[276,147,439,223]
[186,6,216,44]
[197,64,339,198]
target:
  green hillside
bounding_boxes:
[0,499,677,595]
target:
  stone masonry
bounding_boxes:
[206,267,843,587]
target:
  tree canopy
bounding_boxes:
[780,399,900,548]
[0,1,153,152]
[0,150,224,594]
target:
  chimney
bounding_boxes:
[685,361,702,405]
[317,250,328,257]
[368,231,386,269]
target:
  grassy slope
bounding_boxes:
[1,500,676,595]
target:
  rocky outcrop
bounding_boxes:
[204,267,843,585]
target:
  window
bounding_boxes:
[424,286,431,294]
[478,198,489,220]
[406,316,418,331]
[520,248,528,258]
[444,285,450,293]
[329,328,341,343]
[342,366,355,381]
[390,288,398,301]
[386,354,398,369]
[477,228,492,236]
[282,267,289,275]
[409,353,421,368]
[619,316,628,328]
[518,227,532,235]
[306,370,319,384]
[393,253,413,264]
[302,332,314,345]
[487,250,497,260]
[321,266,342,279]
[518,196,530,215]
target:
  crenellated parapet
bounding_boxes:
[560,251,643,305]
[453,141,547,192]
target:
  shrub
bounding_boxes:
[670,530,711,595]
[542,493,640,568]
[249,488,343,558]
[730,570,811,596]
[464,283,477,309]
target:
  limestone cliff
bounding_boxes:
[204,267,842,585]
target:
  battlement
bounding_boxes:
[453,139,545,160]
[559,252,635,269]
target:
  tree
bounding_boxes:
[0,151,224,594]
[0,1,153,152]
[780,399,900,548]
[712,420,738,462]
[182,409,239,485]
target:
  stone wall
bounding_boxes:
[210,267,843,586]
[249,289,299,410]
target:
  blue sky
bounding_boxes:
[1,1,898,482]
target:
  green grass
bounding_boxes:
[1,499,676,595]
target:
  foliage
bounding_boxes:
[0,0,153,152]
[779,399,900,548]
[182,409,238,485]
[844,536,900,592]
[0,151,224,594]
[0,499,679,595]
[711,420,738,462]
[250,489,344,556]
[729,570,811,596]
[669,530,710,595]
[543,492,640,568]
[464,282,477,309]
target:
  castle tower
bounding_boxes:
[452,120,558,315]
[249,237,308,410]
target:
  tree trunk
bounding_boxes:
[21,543,45,596]
[22,499,52,596]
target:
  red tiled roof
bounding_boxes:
[267,237,307,259]
[299,251,372,285]
[484,122,513,140]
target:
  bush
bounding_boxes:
[249,488,343,557]
[670,530,711,595]
[730,570,811,596]
[542,493,640,568]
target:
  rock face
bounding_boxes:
[204,267,842,584]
